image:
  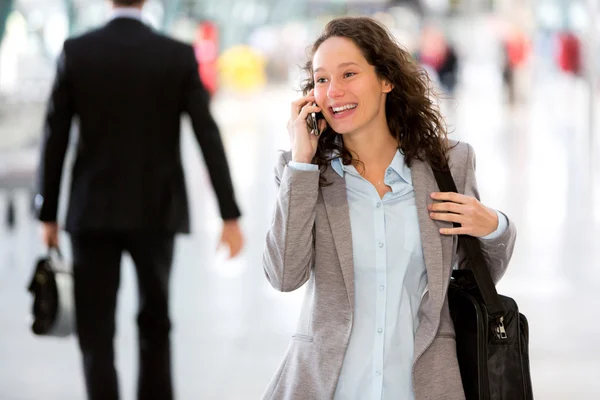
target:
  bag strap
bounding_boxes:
[432,167,506,320]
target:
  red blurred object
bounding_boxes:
[556,32,581,75]
[419,26,448,71]
[194,21,219,96]
[505,32,529,69]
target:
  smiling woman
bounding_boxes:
[262,16,517,400]
[301,17,449,176]
[311,37,392,144]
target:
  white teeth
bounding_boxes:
[332,104,357,113]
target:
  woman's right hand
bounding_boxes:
[288,90,327,163]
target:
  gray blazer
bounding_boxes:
[262,141,516,400]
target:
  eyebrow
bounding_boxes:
[314,62,360,73]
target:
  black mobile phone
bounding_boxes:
[307,103,324,136]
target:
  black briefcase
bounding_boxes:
[27,247,75,337]
[433,168,533,400]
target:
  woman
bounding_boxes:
[262,17,516,400]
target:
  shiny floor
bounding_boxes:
[1,72,599,399]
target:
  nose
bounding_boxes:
[327,80,344,99]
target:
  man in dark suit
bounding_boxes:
[35,1,244,399]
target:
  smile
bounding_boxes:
[331,104,357,114]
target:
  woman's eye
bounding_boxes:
[315,77,327,84]
[344,72,356,78]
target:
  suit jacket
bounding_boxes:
[36,17,240,233]
[262,141,516,400]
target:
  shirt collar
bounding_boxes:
[111,7,144,21]
[331,149,412,185]
[331,155,345,177]
[388,150,412,185]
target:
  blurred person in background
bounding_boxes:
[436,43,459,95]
[416,25,459,95]
[262,17,516,400]
[555,30,582,77]
[35,0,244,399]
[501,26,530,106]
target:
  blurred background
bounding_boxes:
[1,0,599,399]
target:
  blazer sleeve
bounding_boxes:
[36,45,74,222]
[458,143,517,283]
[263,151,320,292]
[181,45,240,220]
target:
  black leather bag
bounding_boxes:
[27,247,75,337]
[432,168,533,400]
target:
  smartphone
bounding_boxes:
[307,103,324,136]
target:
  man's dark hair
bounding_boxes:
[112,0,145,6]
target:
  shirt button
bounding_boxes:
[378,328,383,334]
[376,370,382,376]
[389,180,396,184]
[379,285,385,291]
[376,202,381,208]
[378,242,384,248]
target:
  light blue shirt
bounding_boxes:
[110,7,143,21]
[288,152,506,399]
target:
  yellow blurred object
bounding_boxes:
[217,45,267,92]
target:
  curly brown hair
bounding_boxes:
[301,17,450,176]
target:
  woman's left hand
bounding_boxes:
[428,192,498,238]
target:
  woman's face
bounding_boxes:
[312,36,392,137]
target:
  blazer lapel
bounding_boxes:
[320,167,355,311]
[410,159,454,346]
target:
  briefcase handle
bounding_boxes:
[47,245,63,259]
[431,167,506,322]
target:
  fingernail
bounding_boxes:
[430,193,437,198]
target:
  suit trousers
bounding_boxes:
[71,231,175,400]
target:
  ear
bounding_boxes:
[381,79,393,94]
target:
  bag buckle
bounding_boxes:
[495,316,507,340]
